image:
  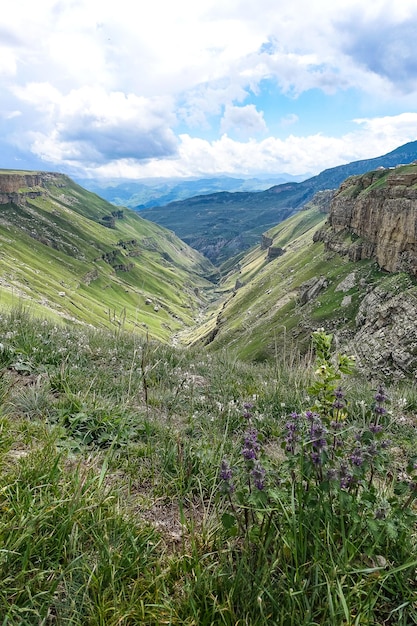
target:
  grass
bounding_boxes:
[0,307,415,624]
[0,174,216,342]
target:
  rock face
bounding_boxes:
[347,284,417,380]
[0,171,66,205]
[311,165,417,380]
[315,166,417,275]
[298,276,328,305]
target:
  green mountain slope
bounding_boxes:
[0,171,215,341]
[186,202,383,362]
[140,140,417,264]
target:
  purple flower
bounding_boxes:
[340,474,354,489]
[243,402,253,420]
[284,413,300,454]
[310,417,327,453]
[369,423,383,434]
[374,385,388,417]
[220,459,233,481]
[251,462,266,490]
[349,450,364,467]
[311,451,322,465]
[219,459,234,494]
[242,428,261,461]
[374,386,387,403]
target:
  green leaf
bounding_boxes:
[221,512,237,530]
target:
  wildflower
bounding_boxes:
[349,449,364,467]
[284,412,300,453]
[315,364,328,376]
[374,385,388,416]
[375,386,388,403]
[242,428,261,461]
[339,462,354,489]
[311,452,321,465]
[369,423,383,434]
[310,416,327,453]
[219,459,234,494]
[251,462,266,490]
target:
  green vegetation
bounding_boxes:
[0,172,215,342]
[0,308,415,624]
[2,168,417,623]
[140,144,417,264]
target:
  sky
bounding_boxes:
[1,0,417,181]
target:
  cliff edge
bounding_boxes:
[314,164,417,275]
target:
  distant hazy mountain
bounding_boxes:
[77,174,307,209]
[140,141,417,264]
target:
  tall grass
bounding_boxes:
[0,307,416,624]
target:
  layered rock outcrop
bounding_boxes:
[314,166,417,275]
[0,171,66,205]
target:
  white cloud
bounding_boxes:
[280,114,299,127]
[85,113,417,179]
[220,104,267,137]
[1,0,417,177]
[11,84,178,165]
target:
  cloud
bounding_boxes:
[220,104,267,137]
[1,0,417,179]
[340,14,417,93]
[280,114,299,127]
[11,84,178,166]
[86,112,417,180]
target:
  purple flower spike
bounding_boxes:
[242,428,261,461]
[251,462,266,490]
[219,459,234,494]
[369,423,383,434]
[374,386,387,403]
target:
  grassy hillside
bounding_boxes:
[0,172,215,342]
[140,141,417,264]
[0,307,416,624]
[186,204,386,361]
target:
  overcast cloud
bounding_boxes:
[1,0,417,179]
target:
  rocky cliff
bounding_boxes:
[0,171,66,204]
[314,165,417,274]
[311,164,417,380]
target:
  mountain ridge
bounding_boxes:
[0,169,215,341]
[189,163,417,380]
[140,141,417,264]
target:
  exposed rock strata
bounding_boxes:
[346,285,417,380]
[0,172,66,205]
[315,167,417,275]
[310,165,417,379]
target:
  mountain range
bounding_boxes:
[78,174,302,210]
[140,141,417,264]
[1,141,417,379]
